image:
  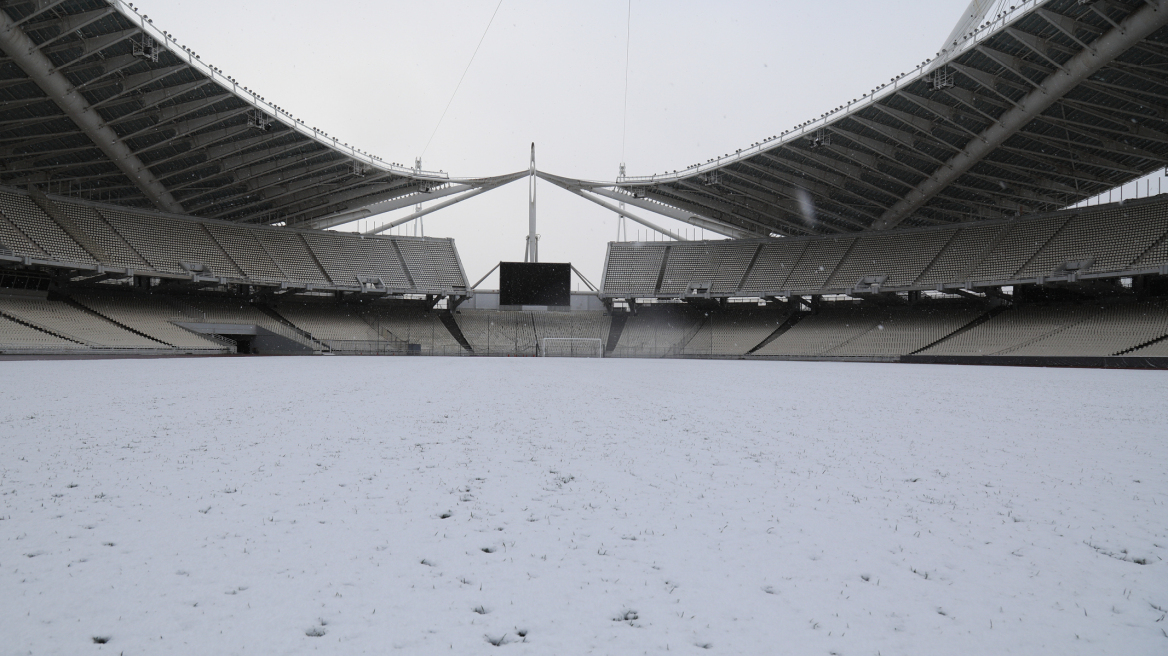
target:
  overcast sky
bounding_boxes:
[133,1,1088,287]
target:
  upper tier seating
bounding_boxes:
[0,192,95,265]
[396,239,467,292]
[601,195,1168,298]
[57,203,149,271]
[827,229,952,289]
[253,230,331,285]
[0,187,469,294]
[739,240,807,294]
[1017,205,1168,279]
[99,208,244,278]
[204,224,287,282]
[658,242,756,295]
[782,237,855,291]
[914,224,1005,287]
[0,211,48,258]
[602,243,667,296]
[302,233,412,289]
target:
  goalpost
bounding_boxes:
[540,338,604,358]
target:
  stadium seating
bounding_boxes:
[600,195,1168,298]
[185,297,324,352]
[754,304,885,357]
[364,305,464,355]
[1128,339,1168,356]
[601,243,667,296]
[658,241,756,295]
[609,303,705,357]
[204,223,288,282]
[301,233,410,289]
[919,305,1101,356]
[782,237,856,291]
[0,312,85,352]
[914,224,1005,288]
[454,309,539,356]
[275,302,382,347]
[0,294,160,349]
[3,282,1167,360]
[826,229,952,289]
[532,310,610,345]
[999,301,1168,357]
[252,230,331,285]
[0,186,469,295]
[0,192,96,265]
[679,305,790,356]
[823,305,983,357]
[57,203,150,271]
[71,292,229,351]
[738,240,806,294]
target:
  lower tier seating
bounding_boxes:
[0,294,160,349]
[3,287,1167,360]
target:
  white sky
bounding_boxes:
[135,1,1152,288]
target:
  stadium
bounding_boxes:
[2,1,1166,654]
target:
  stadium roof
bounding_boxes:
[2,0,1167,242]
[0,0,522,229]
[542,0,1168,239]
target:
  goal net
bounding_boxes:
[540,337,604,358]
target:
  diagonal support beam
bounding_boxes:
[311,183,474,229]
[876,0,1168,229]
[586,187,757,238]
[0,10,184,213]
[364,180,517,235]
[561,186,688,242]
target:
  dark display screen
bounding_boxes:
[499,262,571,307]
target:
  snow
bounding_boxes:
[2,357,1166,655]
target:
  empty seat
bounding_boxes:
[0,191,95,264]
[602,243,667,296]
[0,295,162,349]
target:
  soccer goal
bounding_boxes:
[540,338,604,358]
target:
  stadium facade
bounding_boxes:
[1,0,1167,367]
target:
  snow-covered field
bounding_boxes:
[2,357,1166,655]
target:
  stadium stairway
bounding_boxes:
[0,303,87,347]
[909,305,1010,355]
[746,310,805,355]
[27,191,108,264]
[61,294,175,348]
[253,303,331,352]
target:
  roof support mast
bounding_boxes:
[526,143,538,262]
